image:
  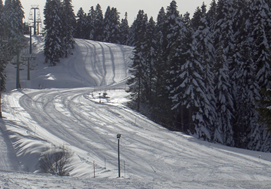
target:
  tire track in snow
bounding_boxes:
[104,44,116,84]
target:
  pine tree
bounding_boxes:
[256,89,271,133]
[191,3,207,31]
[75,7,88,39]
[245,0,271,151]
[0,0,6,91]
[62,0,76,57]
[249,0,271,90]
[44,0,63,66]
[213,0,235,146]
[87,6,95,40]
[192,10,216,141]
[126,10,148,111]
[103,6,121,43]
[206,0,217,29]
[93,4,104,41]
[143,17,157,106]
[163,0,179,61]
[119,12,129,45]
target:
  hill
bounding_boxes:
[1,36,271,188]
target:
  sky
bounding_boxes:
[20,0,212,26]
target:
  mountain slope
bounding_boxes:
[1,37,271,188]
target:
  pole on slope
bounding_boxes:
[117,134,121,177]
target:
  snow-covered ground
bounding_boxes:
[1,36,271,188]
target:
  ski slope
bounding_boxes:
[1,37,271,188]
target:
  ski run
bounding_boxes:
[0,36,271,188]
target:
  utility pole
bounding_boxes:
[11,48,23,88]
[21,55,36,80]
[21,27,36,80]
[31,6,39,35]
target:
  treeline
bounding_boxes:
[43,0,76,66]
[74,4,130,45]
[0,0,24,91]
[127,0,271,151]
[42,0,271,151]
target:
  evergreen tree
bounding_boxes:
[87,6,95,40]
[249,0,271,90]
[213,0,235,146]
[150,7,170,124]
[93,4,104,41]
[143,17,157,106]
[44,0,63,65]
[257,89,271,133]
[245,0,271,151]
[230,0,256,148]
[163,0,179,62]
[206,0,217,29]
[126,10,148,111]
[62,0,76,57]
[75,7,88,39]
[119,12,129,45]
[103,6,121,43]
[192,10,216,141]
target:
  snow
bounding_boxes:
[1,36,271,188]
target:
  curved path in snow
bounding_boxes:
[63,39,132,87]
[2,39,271,188]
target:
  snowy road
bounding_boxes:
[2,37,271,188]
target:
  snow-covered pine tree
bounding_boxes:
[228,0,255,149]
[3,0,24,54]
[153,0,181,126]
[206,0,217,30]
[213,0,235,146]
[168,12,212,137]
[0,0,6,91]
[191,3,207,31]
[143,16,157,106]
[87,6,95,40]
[126,10,148,111]
[119,12,129,45]
[62,0,76,57]
[44,0,63,66]
[192,7,217,141]
[103,6,121,43]
[75,7,88,39]
[163,0,179,62]
[148,7,170,124]
[245,0,271,151]
[167,15,190,131]
[93,4,104,41]
[249,0,271,90]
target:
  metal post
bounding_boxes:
[33,8,36,35]
[117,134,121,177]
[27,59,30,80]
[30,26,32,54]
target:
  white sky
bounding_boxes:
[20,0,212,26]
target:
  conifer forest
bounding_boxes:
[1,0,271,151]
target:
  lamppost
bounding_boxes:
[117,134,121,177]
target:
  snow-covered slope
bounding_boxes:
[1,36,271,188]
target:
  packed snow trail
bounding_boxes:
[62,39,131,87]
[4,88,271,186]
[2,37,271,188]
